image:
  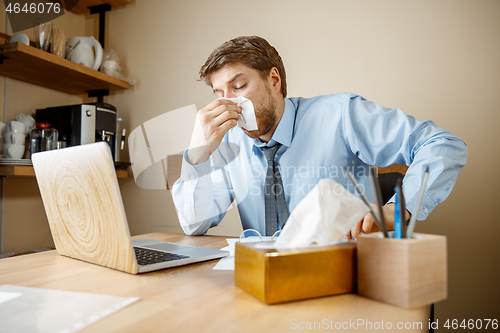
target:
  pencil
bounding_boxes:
[406,167,430,239]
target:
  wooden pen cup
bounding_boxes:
[357,232,447,309]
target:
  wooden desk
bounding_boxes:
[0,232,430,332]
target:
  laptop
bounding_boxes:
[31,142,229,274]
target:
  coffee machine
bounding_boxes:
[36,103,124,162]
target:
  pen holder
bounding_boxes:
[235,241,357,304]
[357,232,447,309]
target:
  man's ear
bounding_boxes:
[268,67,282,94]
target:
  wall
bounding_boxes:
[1,0,498,325]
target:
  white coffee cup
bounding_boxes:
[6,121,26,134]
[0,122,4,155]
[15,114,36,135]
[5,132,26,145]
[4,144,25,159]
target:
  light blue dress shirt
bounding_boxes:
[172,93,468,235]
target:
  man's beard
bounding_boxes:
[244,86,277,139]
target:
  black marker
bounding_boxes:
[370,167,389,238]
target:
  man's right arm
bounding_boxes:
[171,99,241,235]
[171,150,234,235]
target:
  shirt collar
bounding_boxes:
[254,98,296,148]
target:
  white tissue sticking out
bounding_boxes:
[219,96,258,131]
[274,179,370,249]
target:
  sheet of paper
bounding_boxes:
[0,285,139,333]
[212,239,237,270]
[0,291,22,305]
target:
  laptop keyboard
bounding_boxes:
[134,247,190,266]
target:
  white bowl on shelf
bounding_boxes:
[9,33,30,45]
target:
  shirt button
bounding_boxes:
[423,208,428,214]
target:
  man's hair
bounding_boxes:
[199,36,287,97]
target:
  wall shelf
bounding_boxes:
[0,165,129,178]
[0,42,129,95]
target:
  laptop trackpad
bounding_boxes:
[132,238,207,256]
[132,238,186,250]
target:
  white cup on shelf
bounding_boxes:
[6,121,26,134]
[0,122,4,155]
[5,132,26,145]
[15,114,36,135]
[4,144,25,159]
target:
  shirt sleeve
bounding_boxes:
[342,94,468,220]
[171,145,236,235]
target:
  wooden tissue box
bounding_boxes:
[357,233,447,309]
[235,241,357,304]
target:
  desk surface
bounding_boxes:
[0,232,429,332]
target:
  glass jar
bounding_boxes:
[30,123,59,156]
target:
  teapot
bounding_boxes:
[66,36,103,71]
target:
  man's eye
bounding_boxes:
[235,84,247,90]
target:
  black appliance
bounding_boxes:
[36,103,124,162]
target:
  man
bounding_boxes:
[172,36,468,239]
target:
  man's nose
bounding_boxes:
[225,90,237,99]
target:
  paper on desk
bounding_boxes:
[213,239,238,270]
[0,291,22,305]
[213,236,276,270]
[0,285,139,333]
[274,178,370,249]
[219,96,258,131]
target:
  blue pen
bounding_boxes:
[394,187,402,239]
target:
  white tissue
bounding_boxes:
[219,96,258,131]
[274,179,370,249]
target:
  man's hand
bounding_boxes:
[346,203,411,240]
[187,99,241,165]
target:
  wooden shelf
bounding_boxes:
[0,42,130,95]
[66,0,131,14]
[0,165,129,178]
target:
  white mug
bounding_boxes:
[6,121,26,134]
[4,144,25,159]
[0,121,5,150]
[5,132,26,145]
[15,114,36,135]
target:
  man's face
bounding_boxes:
[211,63,278,139]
